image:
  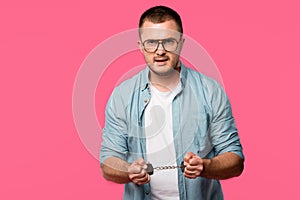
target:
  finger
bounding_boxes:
[184,167,202,178]
[135,157,146,165]
[137,173,150,183]
[140,174,151,184]
[184,152,196,162]
[185,158,203,172]
[131,173,150,185]
[131,176,146,183]
[183,161,189,169]
[184,165,202,179]
[139,173,151,185]
[185,164,203,172]
[184,157,203,177]
[135,158,147,169]
[128,158,148,174]
[188,155,203,166]
[129,172,146,179]
[128,164,142,174]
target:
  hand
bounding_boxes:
[183,152,204,179]
[128,158,150,185]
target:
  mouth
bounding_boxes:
[154,57,169,64]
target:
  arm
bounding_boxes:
[184,151,244,180]
[184,78,244,179]
[101,156,131,184]
[101,156,151,185]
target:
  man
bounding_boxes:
[100,5,244,200]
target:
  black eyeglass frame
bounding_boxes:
[141,37,181,53]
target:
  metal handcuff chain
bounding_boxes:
[146,161,185,175]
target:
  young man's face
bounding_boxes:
[139,20,184,77]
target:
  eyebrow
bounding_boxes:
[143,37,178,42]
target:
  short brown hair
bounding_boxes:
[139,6,183,34]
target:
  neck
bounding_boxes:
[149,67,181,92]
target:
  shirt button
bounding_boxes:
[145,191,150,195]
[144,99,148,103]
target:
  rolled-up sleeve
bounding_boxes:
[207,80,244,160]
[100,89,128,164]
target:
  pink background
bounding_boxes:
[1,0,299,199]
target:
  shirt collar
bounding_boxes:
[140,62,187,91]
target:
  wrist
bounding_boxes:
[202,158,212,176]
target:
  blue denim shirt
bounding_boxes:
[100,63,244,200]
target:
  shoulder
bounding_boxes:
[109,68,147,103]
[115,68,146,92]
[184,66,223,92]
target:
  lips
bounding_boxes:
[154,56,169,62]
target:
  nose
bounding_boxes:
[156,42,166,55]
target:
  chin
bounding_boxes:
[152,68,176,76]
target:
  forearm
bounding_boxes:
[101,156,131,184]
[201,152,244,180]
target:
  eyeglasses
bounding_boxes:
[142,38,180,53]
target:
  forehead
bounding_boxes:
[140,20,181,40]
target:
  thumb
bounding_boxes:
[136,158,147,170]
[184,152,196,162]
[128,163,142,174]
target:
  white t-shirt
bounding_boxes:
[145,82,181,200]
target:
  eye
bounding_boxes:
[144,40,157,46]
[164,38,176,46]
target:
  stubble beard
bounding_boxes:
[148,58,180,77]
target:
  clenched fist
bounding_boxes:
[128,158,151,185]
[183,152,204,179]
